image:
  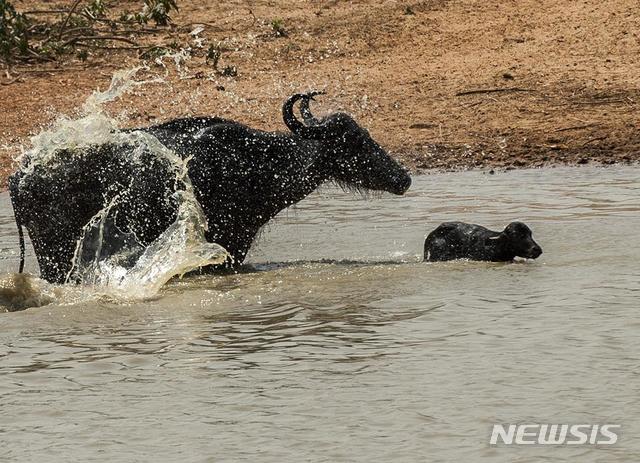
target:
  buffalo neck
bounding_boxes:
[489,235,516,261]
[247,135,329,217]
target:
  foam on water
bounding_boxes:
[0,273,56,312]
[12,63,228,306]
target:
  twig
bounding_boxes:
[1,69,19,85]
[554,123,598,132]
[134,27,166,33]
[1,76,21,85]
[462,100,483,109]
[409,123,437,129]
[455,87,534,97]
[59,26,94,36]
[581,136,606,147]
[571,99,625,106]
[10,68,66,73]
[27,23,52,33]
[61,35,137,47]
[89,25,166,35]
[57,0,84,41]
[22,9,69,15]
[26,48,55,61]
[76,44,150,50]
[89,18,137,26]
[43,26,93,46]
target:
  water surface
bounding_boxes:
[1,166,639,462]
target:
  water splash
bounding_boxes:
[0,273,57,312]
[71,187,227,300]
[15,64,228,303]
[19,67,156,172]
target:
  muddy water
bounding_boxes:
[0,166,639,462]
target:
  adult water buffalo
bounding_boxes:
[10,92,411,283]
[424,221,542,262]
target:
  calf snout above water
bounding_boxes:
[424,221,542,262]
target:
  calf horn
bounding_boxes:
[283,92,326,139]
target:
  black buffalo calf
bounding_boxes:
[424,221,542,262]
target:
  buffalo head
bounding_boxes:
[283,92,411,195]
[502,222,543,259]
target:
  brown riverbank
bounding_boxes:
[1,0,638,186]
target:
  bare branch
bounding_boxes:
[455,87,535,97]
[57,0,84,40]
[61,36,137,48]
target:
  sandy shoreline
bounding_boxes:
[1,0,638,185]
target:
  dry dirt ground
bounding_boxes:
[1,0,639,187]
